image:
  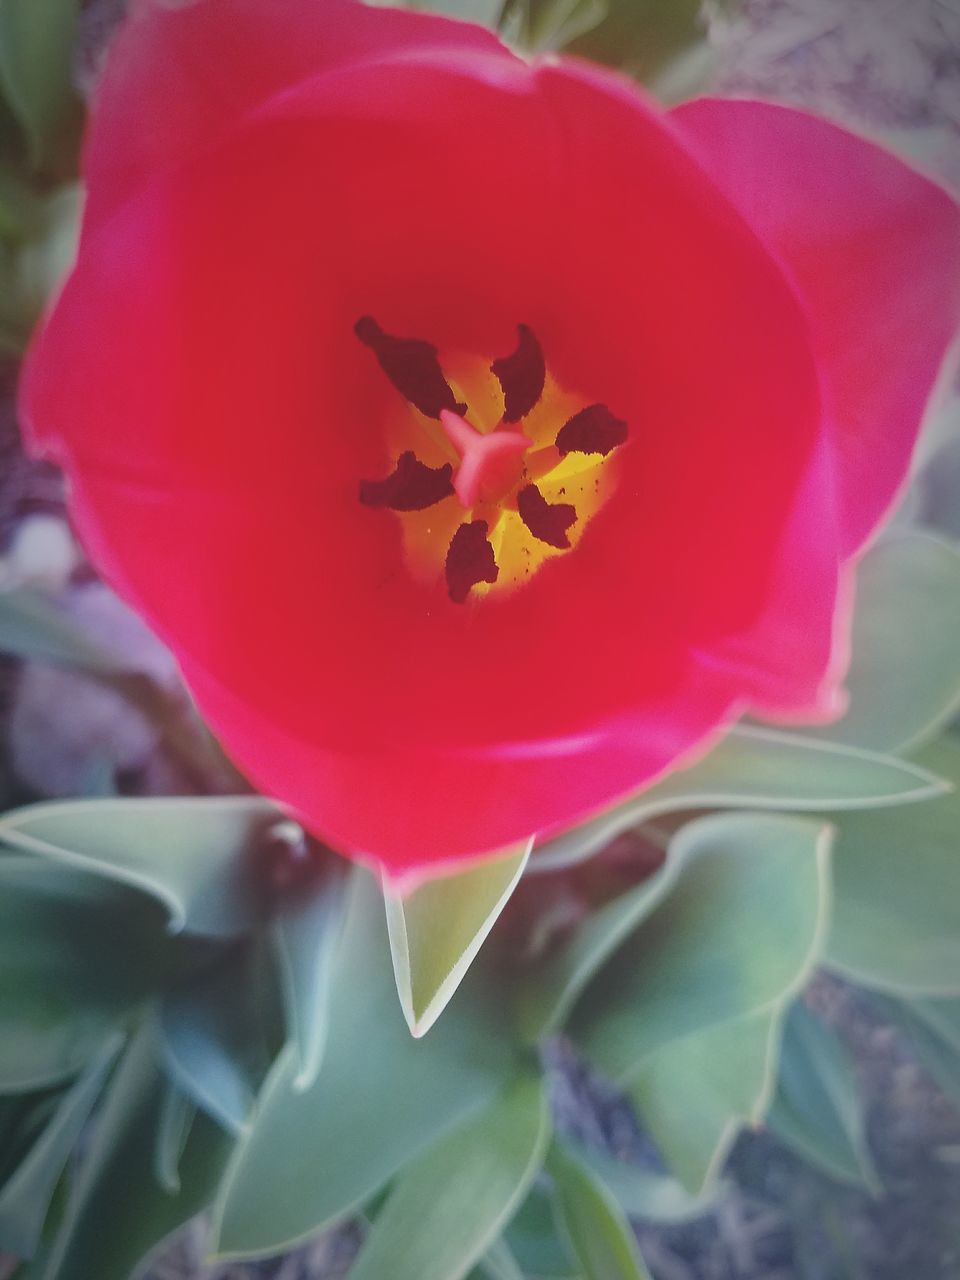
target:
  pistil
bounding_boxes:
[439,409,531,508]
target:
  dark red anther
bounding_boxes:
[445,520,499,603]
[359,451,455,511]
[555,404,628,457]
[491,324,546,422]
[355,316,467,419]
[517,483,577,549]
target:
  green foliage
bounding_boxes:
[531,812,830,1056]
[349,1074,549,1280]
[628,1008,782,1194]
[0,1034,121,1257]
[873,994,960,1110]
[0,0,83,174]
[549,1142,653,1279]
[567,1145,724,1223]
[158,943,278,1135]
[765,1002,880,1193]
[0,856,176,1091]
[211,868,518,1259]
[826,737,960,996]
[385,840,531,1037]
[0,796,284,938]
[269,860,349,1091]
[38,1020,234,1280]
[794,532,960,754]
[532,725,944,871]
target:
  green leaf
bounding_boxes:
[0,0,82,171]
[765,1002,880,1193]
[14,182,80,321]
[506,0,608,50]
[522,810,829,1041]
[0,796,284,937]
[826,738,960,996]
[565,1146,724,1224]
[270,863,349,1091]
[385,840,532,1037]
[476,1235,527,1280]
[795,533,960,754]
[410,0,504,22]
[532,725,943,872]
[0,1034,122,1257]
[549,1143,652,1279]
[504,1183,578,1279]
[628,1008,781,1194]
[158,945,276,1135]
[348,1074,550,1280]
[39,1018,234,1280]
[0,857,175,1091]
[570,813,832,1084]
[562,0,709,83]
[212,868,517,1259]
[874,994,960,1109]
[517,847,683,1040]
[0,588,130,674]
[153,1081,195,1196]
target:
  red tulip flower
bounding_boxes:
[22,0,960,877]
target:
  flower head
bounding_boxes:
[22,0,960,874]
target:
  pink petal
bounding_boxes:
[672,98,960,556]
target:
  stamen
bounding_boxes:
[359,451,454,511]
[445,520,499,603]
[555,404,628,457]
[491,324,546,423]
[355,316,467,420]
[517,484,577,549]
[440,410,530,508]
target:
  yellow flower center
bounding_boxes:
[356,320,628,603]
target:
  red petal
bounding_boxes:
[673,98,960,556]
[81,0,508,227]
[23,21,846,870]
[181,652,737,874]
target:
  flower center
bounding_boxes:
[356,318,629,603]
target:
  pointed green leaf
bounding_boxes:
[517,850,684,1041]
[571,813,832,1084]
[549,1143,652,1279]
[158,945,276,1135]
[385,840,532,1037]
[0,796,283,937]
[628,1008,781,1194]
[795,533,960,754]
[533,726,943,872]
[271,865,349,1090]
[826,738,960,996]
[765,1002,880,1193]
[153,1081,195,1196]
[40,1018,234,1280]
[565,1146,724,1224]
[0,857,174,1091]
[0,0,82,171]
[212,868,517,1259]
[0,1034,122,1258]
[348,1075,550,1280]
